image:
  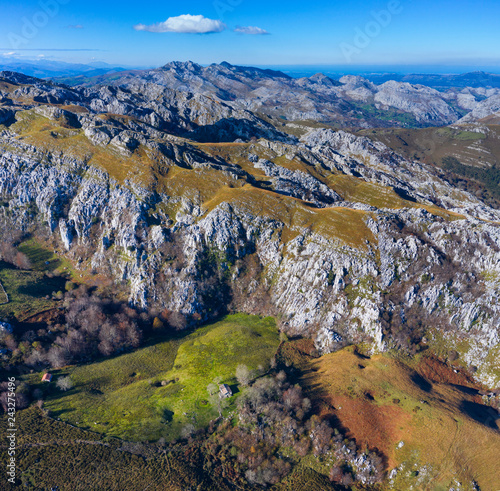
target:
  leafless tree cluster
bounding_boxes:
[15,289,143,370]
[0,381,30,413]
[199,371,385,488]
[0,241,31,269]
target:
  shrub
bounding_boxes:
[152,317,164,331]
[235,364,252,387]
[56,376,73,391]
[167,311,187,331]
[65,281,77,292]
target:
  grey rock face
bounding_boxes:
[5,64,500,132]
[253,158,341,206]
[374,81,460,124]
[1,69,500,387]
[458,94,500,122]
[64,62,500,128]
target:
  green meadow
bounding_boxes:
[37,314,280,441]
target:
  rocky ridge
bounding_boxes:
[0,70,499,387]
[64,61,500,128]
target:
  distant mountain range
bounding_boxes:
[2,56,500,91]
[45,60,500,129]
[361,71,500,89]
[0,56,137,79]
[1,60,500,133]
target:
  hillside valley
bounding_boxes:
[0,63,499,490]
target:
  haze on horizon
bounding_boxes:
[0,0,499,72]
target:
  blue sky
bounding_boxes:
[1,0,499,69]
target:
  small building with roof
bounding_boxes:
[42,373,52,382]
[219,383,232,398]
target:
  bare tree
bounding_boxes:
[180,423,195,440]
[0,242,31,269]
[56,376,73,391]
[14,252,31,270]
[25,349,46,368]
[47,346,69,369]
[167,311,187,330]
[236,364,252,387]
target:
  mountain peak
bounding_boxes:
[0,70,44,85]
[161,60,203,72]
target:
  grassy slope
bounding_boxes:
[0,407,234,490]
[0,406,342,490]
[6,110,159,187]
[18,237,75,274]
[0,262,65,321]
[359,125,500,170]
[304,346,500,490]
[0,239,75,321]
[202,183,376,249]
[37,314,279,442]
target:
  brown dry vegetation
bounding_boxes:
[359,125,500,169]
[416,355,478,387]
[303,347,500,490]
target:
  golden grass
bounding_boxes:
[11,110,160,185]
[304,347,500,490]
[57,104,89,114]
[192,142,250,148]
[160,166,242,203]
[328,174,413,209]
[328,175,466,222]
[272,155,331,183]
[420,204,466,220]
[0,81,20,93]
[202,184,375,248]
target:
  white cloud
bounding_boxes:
[3,52,16,56]
[234,26,270,35]
[134,14,226,34]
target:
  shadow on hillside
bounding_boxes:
[183,117,285,143]
[299,367,352,436]
[460,400,499,430]
[298,360,391,474]
[229,384,240,396]
[393,187,418,203]
[451,384,479,396]
[48,407,76,420]
[411,372,432,392]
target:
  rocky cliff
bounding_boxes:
[55,61,500,129]
[0,70,499,387]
